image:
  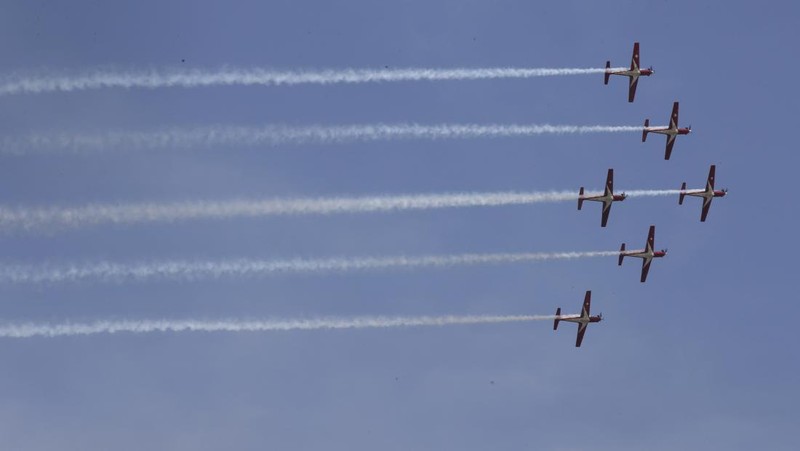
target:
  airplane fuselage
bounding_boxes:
[606,68,653,78]
[645,126,691,137]
[581,192,626,204]
[557,315,602,325]
[621,247,667,261]
[682,189,726,200]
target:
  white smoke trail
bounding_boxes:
[0,123,643,155]
[0,251,619,284]
[0,314,555,338]
[0,191,578,231]
[624,189,682,197]
[0,189,683,232]
[0,66,626,96]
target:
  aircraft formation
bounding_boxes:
[0,43,728,346]
[556,42,727,347]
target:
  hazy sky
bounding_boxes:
[0,1,797,449]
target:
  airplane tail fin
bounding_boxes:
[679,182,687,205]
[618,243,626,266]
[554,308,561,330]
[604,61,611,85]
[578,187,585,210]
[642,119,650,142]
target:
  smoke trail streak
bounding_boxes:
[0,66,627,96]
[623,190,682,197]
[0,190,682,232]
[0,191,579,231]
[0,251,619,285]
[0,123,643,155]
[0,314,555,338]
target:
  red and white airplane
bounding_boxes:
[618,225,667,283]
[642,102,692,160]
[578,168,627,227]
[604,42,654,103]
[554,290,602,348]
[679,165,727,222]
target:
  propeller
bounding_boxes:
[688,124,692,131]
[662,248,669,255]
[648,65,654,72]
[722,188,728,193]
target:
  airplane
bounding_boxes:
[618,225,667,283]
[578,168,627,227]
[642,102,692,160]
[679,164,728,222]
[553,290,602,348]
[604,42,654,102]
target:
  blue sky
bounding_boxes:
[0,1,797,449]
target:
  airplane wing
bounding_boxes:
[640,258,652,282]
[701,197,713,222]
[582,290,592,316]
[575,291,592,346]
[630,42,640,71]
[576,323,588,347]
[646,225,655,250]
[606,168,614,194]
[628,77,639,103]
[669,102,679,128]
[707,165,716,190]
[665,135,676,160]
[601,201,612,227]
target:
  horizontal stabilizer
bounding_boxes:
[618,243,626,266]
[554,308,561,330]
[679,182,687,205]
[604,61,611,84]
[642,119,649,142]
[578,187,585,210]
